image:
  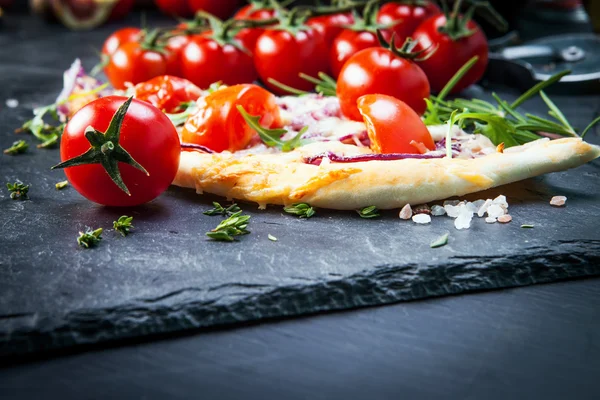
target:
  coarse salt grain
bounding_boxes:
[486,204,505,219]
[431,205,446,216]
[485,217,497,223]
[465,202,478,213]
[493,195,509,209]
[454,206,473,230]
[472,199,486,210]
[444,204,461,218]
[550,196,567,207]
[443,200,460,207]
[412,214,431,224]
[497,214,512,223]
[5,99,18,108]
[477,199,492,217]
[399,204,412,220]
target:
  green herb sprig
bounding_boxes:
[284,203,316,218]
[113,215,134,237]
[206,210,251,242]
[6,181,29,200]
[203,201,241,216]
[423,58,600,147]
[77,228,103,248]
[357,205,380,218]
[4,140,28,155]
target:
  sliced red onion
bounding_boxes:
[55,58,83,116]
[181,143,215,153]
[435,138,461,152]
[304,151,448,165]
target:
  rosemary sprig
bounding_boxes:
[356,205,380,218]
[284,203,316,218]
[113,215,134,237]
[203,201,241,216]
[206,210,251,242]
[6,181,29,200]
[3,140,28,155]
[77,228,103,248]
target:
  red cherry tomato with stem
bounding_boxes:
[181,84,282,152]
[357,94,434,154]
[377,0,441,46]
[105,30,179,90]
[306,11,354,46]
[101,27,141,57]
[413,12,488,94]
[254,11,330,95]
[56,96,180,206]
[336,35,431,121]
[234,3,278,53]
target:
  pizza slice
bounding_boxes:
[172,83,600,210]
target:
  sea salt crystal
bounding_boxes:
[472,199,486,210]
[477,199,493,217]
[443,200,460,207]
[444,204,461,218]
[486,204,505,219]
[399,204,412,220]
[454,206,473,230]
[5,99,18,108]
[550,196,567,207]
[431,205,446,216]
[497,214,512,223]
[485,217,497,224]
[493,195,509,209]
[412,214,431,224]
[465,202,478,213]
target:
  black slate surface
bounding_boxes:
[1,13,600,358]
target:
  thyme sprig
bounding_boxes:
[284,203,316,218]
[206,210,251,242]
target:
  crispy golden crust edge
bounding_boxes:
[173,138,600,210]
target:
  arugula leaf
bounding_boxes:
[237,105,309,151]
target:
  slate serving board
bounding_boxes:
[1,13,599,358]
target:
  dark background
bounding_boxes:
[1,2,600,399]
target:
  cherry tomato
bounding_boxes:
[101,27,141,57]
[234,5,277,52]
[413,14,488,94]
[108,0,134,20]
[105,40,178,90]
[133,75,202,113]
[306,12,354,46]
[181,84,282,152]
[181,33,257,89]
[330,29,379,79]
[254,27,330,95]
[357,94,434,154]
[155,0,192,18]
[187,0,242,20]
[336,46,430,121]
[60,96,180,206]
[164,33,192,77]
[377,1,441,45]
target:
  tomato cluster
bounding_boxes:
[63,0,495,206]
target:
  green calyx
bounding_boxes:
[51,97,149,196]
[438,0,508,41]
[343,0,390,33]
[376,30,436,61]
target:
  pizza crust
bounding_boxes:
[173,138,600,210]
